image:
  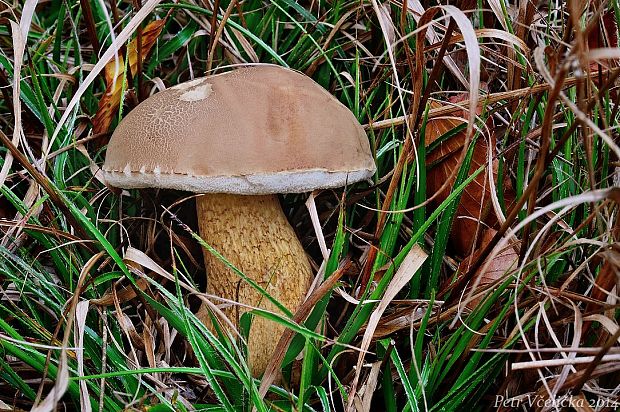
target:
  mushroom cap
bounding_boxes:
[103,65,376,194]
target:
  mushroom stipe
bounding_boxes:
[195,193,312,376]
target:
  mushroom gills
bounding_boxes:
[195,193,312,376]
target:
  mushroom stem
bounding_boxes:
[195,193,312,376]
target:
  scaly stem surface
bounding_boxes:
[196,193,312,376]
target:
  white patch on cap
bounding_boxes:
[171,78,206,90]
[153,166,161,175]
[123,163,132,176]
[179,84,213,102]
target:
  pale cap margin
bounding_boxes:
[103,167,375,195]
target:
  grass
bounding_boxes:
[1,0,620,410]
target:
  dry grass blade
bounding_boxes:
[74,301,92,412]
[584,315,620,342]
[418,5,480,140]
[33,253,104,412]
[143,320,156,369]
[406,0,467,86]
[364,73,608,131]
[0,0,37,188]
[512,354,620,370]
[346,245,427,411]
[358,361,382,412]
[376,3,396,52]
[123,247,195,292]
[368,0,412,146]
[421,28,529,55]
[75,145,107,186]
[305,192,329,261]
[455,188,620,326]
[534,47,620,161]
[125,243,250,343]
[359,304,432,338]
[230,28,259,63]
[206,0,239,72]
[486,0,510,31]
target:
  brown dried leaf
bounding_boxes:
[425,99,515,255]
[92,19,167,135]
[90,277,150,306]
[583,249,620,335]
[126,19,167,76]
[588,9,618,53]
[143,322,156,368]
[587,9,620,102]
[458,228,518,308]
[362,305,428,338]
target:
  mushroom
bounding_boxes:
[103,65,376,376]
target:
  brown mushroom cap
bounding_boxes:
[103,65,375,194]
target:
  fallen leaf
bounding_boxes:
[587,8,618,63]
[425,97,515,256]
[582,249,620,337]
[587,8,619,102]
[92,18,167,136]
[458,228,519,308]
[90,277,150,306]
[126,19,167,76]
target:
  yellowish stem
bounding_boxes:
[195,193,312,376]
